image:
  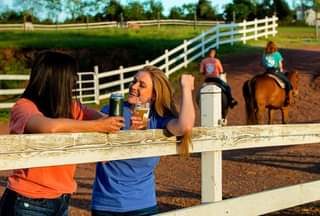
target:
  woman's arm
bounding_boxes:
[166,75,195,136]
[217,59,224,74]
[279,60,284,72]
[81,105,106,120]
[25,115,124,133]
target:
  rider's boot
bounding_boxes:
[229,98,238,108]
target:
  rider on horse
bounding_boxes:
[200,48,238,108]
[262,41,293,105]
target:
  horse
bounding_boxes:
[242,70,299,124]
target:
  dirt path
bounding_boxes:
[0,46,320,215]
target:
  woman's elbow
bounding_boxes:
[180,122,194,134]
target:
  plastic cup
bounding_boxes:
[133,102,150,129]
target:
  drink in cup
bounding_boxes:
[134,102,150,129]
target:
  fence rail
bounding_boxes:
[0,19,223,31]
[0,16,278,108]
[0,123,319,215]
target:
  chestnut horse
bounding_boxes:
[242,71,299,124]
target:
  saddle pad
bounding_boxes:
[266,73,285,88]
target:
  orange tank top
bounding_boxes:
[8,98,85,198]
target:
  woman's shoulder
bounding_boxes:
[13,98,37,110]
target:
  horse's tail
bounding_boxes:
[243,79,256,124]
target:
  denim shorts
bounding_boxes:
[92,205,159,216]
[0,188,70,216]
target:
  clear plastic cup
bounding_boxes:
[133,102,150,129]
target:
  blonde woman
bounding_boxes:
[91,66,195,216]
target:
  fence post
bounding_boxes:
[200,84,223,203]
[184,40,188,68]
[231,23,234,46]
[94,66,100,105]
[216,26,220,49]
[119,66,125,95]
[272,15,276,36]
[254,18,258,40]
[201,32,205,57]
[78,73,83,103]
[157,12,160,29]
[242,19,247,44]
[265,16,268,38]
[165,49,169,74]
[317,20,319,40]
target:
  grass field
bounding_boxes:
[0,25,318,49]
[248,26,320,49]
[0,26,211,49]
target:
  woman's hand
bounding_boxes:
[98,116,125,133]
[130,115,145,130]
[180,74,194,92]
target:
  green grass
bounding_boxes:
[0,109,9,123]
[247,26,320,49]
[0,26,211,48]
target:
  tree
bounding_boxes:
[196,0,217,20]
[169,6,184,19]
[144,0,163,19]
[0,10,24,23]
[13,0,44,22]
[124,1,146,20]
[224,0,257,21]
[182,3,197,20]
[105,0,123,21]
[272,0,292,21]
[44,0,63,23]
[256,0,273,18]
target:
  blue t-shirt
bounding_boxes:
[91,102,173,212]
[262,51,283,71]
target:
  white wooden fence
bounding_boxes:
[0,83,320,215]
[0,19,223,31]
[0,16,278,108]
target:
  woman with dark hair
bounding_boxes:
[91,66,195,216]
[0,51,124,216]
[262,41,292,104]
[200,48,237,108]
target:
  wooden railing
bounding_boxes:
[1,125,320,215]
[0,16,278,108]
[0,20,223,31]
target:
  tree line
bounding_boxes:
[0,0,319,24]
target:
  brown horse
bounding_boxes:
[243,71,299,124]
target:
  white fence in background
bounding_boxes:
[0,19,223,31]
[0,84,319,215]
[0,16,278,109]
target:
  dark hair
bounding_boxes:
[208,48,217,57]
[22,51,78,118]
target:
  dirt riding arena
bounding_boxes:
[0,46,320,215]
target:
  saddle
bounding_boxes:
[204,77,227,94]
[265,73,285,88]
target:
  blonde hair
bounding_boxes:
[142,65,192,156]
[265,41,278,54]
